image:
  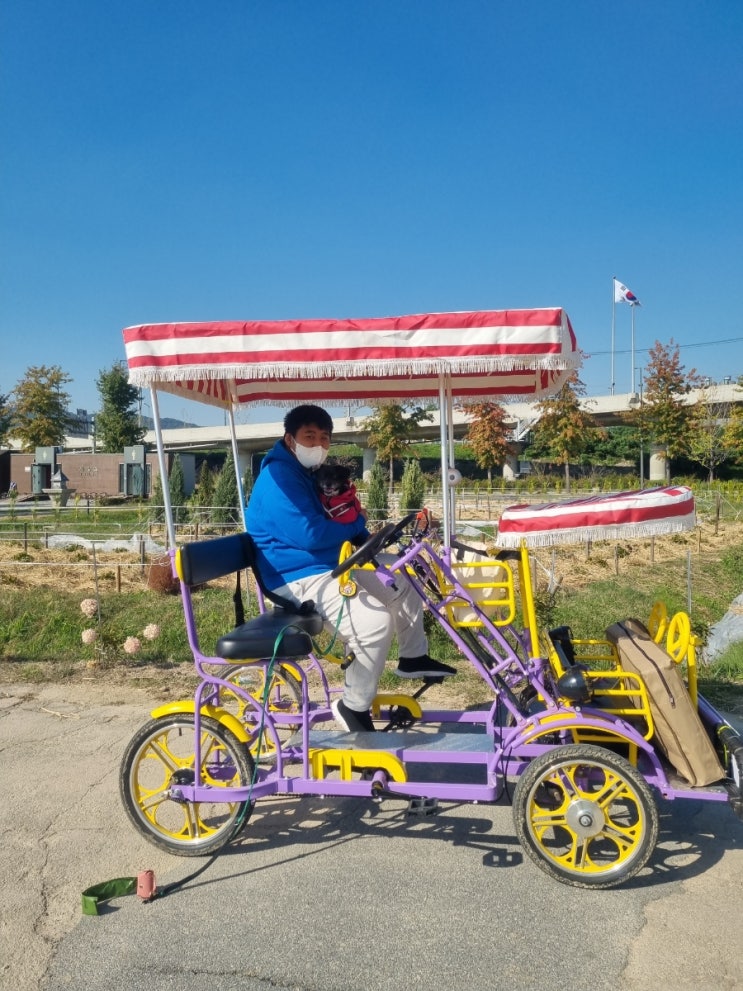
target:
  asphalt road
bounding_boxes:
[2,681,742,991]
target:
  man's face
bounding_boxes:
[285,423,332,452]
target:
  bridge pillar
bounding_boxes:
[648,444,668,483]
[502,453,520,481]
[362,447,376,481]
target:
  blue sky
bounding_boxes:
[2,0,742,426]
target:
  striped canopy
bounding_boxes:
[495,486,696,548]
[123,308,579,408]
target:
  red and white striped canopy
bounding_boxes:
[122,308,579,408]
[495,486,696,548]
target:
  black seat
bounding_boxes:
[216,608,324,660]
[175,532,323,662]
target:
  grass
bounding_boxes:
[2,513,743,716]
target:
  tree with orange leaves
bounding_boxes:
[530,369,602,492]
[459,401,513,483]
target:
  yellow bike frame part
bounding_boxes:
[150,701,251,745]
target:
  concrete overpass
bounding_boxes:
[59,382,743,456]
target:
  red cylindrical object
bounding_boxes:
[136,869,157,900]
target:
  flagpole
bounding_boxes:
[611,276,616,395]
[631,303,636,395]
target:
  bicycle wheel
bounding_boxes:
[513,743,658,889]
[222,662,303,759]
[120,714,255,856]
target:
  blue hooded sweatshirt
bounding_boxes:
[246,438,369,589]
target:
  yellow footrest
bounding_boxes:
[370,694,423,720]
[309,748,407,783]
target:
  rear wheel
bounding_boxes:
[221,663,303,760]
[120,714,255,856]
[513,743,658,888]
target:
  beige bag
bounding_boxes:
[605,618,723,786]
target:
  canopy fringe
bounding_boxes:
[495,517,695,549]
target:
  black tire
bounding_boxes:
[512,743,658,889]
[120,714,255,857]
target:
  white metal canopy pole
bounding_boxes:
[225,399,248,530]
[438,373,452,548]
[150,387,176,549]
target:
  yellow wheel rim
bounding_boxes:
[222,664,302,759]
[525,759,647,878]
[129,721,244,845]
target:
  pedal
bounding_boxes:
[407,796,438,817]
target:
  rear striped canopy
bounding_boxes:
[123,308,579,408]
[496,486,696,548]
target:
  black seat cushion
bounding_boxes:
[216,608,324,661]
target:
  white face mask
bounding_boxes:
[293,441,328,470]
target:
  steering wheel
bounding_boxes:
[330,512,419,579]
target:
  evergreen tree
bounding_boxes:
[212,452,240,527]
[192,460,215,521]
[150,471,165,521]
[10,365,72,449]
[95,361,145,452]
[399,459,426,513]
[168,454,187,525]
[364,460,388,525]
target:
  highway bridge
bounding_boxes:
[60,382,742,455]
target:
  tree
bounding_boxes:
[364,460,389,525]
[364,403,433,495]
[685,390,736,482]
[192,460,215,520]
[95,361,145,452]
[639,340,699,483]
[10,365,72,450]
[168,454,187,525]
[529,369,602,491]
[212,451,240,526]
[399,459,426,513]
[722,381,743,466]
[0,393,12,447]
[459,401,513,483]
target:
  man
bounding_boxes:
[246,404,455,732]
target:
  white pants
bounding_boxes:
[273,556,428,710]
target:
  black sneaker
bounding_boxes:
[395,655,456,679]
[331,698,376,732]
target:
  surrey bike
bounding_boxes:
[118,308,743,888]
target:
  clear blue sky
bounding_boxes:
[2,0,742,426]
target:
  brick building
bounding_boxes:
[2,450,195,500]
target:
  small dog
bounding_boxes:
[314,462,363,524]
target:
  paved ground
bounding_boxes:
[1,681,742,991]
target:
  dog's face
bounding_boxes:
[314,463,352,497]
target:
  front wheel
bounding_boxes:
[512,744,658,888]
[120,714,255,856]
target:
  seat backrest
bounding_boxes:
[175,532,316,617]
[175,533,253,587]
